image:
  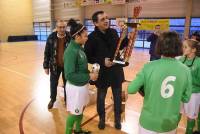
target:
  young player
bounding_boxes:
[179,39,200,134]
[128,31,192,134]
[64,19,98,134]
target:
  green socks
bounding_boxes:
[65,114,76,134]
[75,114,83,132]
[186,119,195,134]
[198,112,200,131]
[65,114,84,134]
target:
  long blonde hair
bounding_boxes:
[183,39,200,57]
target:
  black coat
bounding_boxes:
[147,33,158,55]
[43,31,71,74]
[84,27,128,89]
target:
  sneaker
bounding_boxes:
[115,122,121,130]
[193,131,200,134]
[98,118,105,130]
[48,100,55,109]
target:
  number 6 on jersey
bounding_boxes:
[161,76,176,99]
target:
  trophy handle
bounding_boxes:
[124,6,142,62]
[113,25,127,62]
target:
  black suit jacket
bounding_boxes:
[84,27,128,89]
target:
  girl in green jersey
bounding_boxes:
[64,19,98,134]
[180,39,200,134]
[128,31,192,134]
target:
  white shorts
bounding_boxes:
[181,93,200,119]
[65,82,89,115]
[139,125,176,134]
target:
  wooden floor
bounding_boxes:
[0,41,187,134]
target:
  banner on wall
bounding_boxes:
[129,0,148,3]
[112,0,126,5]
[64,0,81,7]
[138,19,169,31]
[80,0,94,6]
[80,0,112,6]
[95,0,108,4]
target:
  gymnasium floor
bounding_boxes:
[0,41,187,134]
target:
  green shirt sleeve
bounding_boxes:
[192,65,200,87]
[128,67,145,94]
[181,70,192,103]
[64,49,90,85]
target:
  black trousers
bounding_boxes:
[50,66,66,102]
[97,85,122,122]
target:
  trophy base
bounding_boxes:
[125,22,140,28]
[113,60,129,66]
[113,60,125,65]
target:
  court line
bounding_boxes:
[18,99,113,134]
[19,99,35,134]
[81,104,113,127]
[18,98,186,134]
[1,65,108,132]
[0,66,32,79]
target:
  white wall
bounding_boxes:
[32,0,51,22]
[84,0,200,19]
[192,0,200,17]
[0,0,33,42]
[85,4,125,19]
[52,0,82,21]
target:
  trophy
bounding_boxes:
[112,6,142,65]
[91,63,100,73]
[89,63,100,85]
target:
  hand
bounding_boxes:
[105,58,113,67]
[44,69,49,75]
[89,72,98,81]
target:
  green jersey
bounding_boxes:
[179,56,200,93]
[128,58,192,132]
[64,40,90,86]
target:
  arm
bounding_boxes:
[64,50,90,85]
[84,36,105,66]
[192,66,200,87]
[181,70,192,103]
[147,34,154,42]
[128,68,145,94]
[43,36,51,69]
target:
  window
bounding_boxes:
[169,18,185,39]
[128,18,185,48]
[85,19,94,35]
[190,18,200,35]
[84,18,188,49]
[33,22,51,41]
[110,19,121,36]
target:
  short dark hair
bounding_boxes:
[192,31,200,42]
[67,19,87,39]
[155,31,182,57]
[92,11,104,23]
